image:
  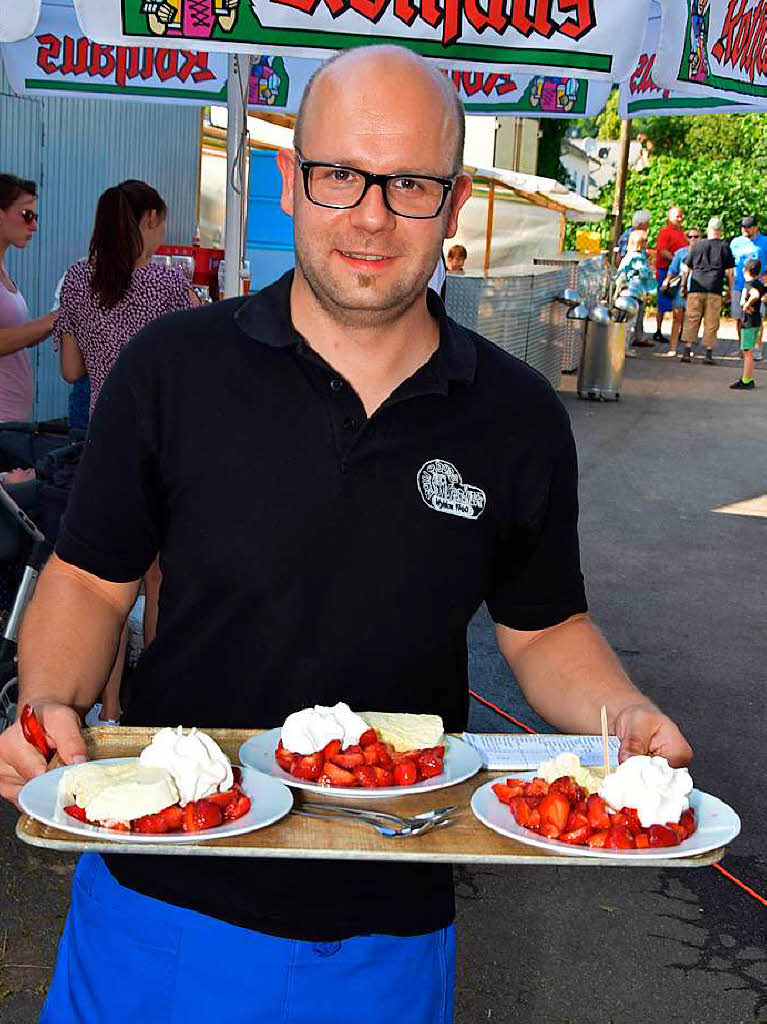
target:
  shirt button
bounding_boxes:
[330,378,344,392]
[343,417,357,431]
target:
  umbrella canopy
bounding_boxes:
[1,0,653,81]
[621,2,764,117]
[655,0,767,108]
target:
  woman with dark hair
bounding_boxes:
[0,174,57,422]
[55,179,197,417]
[54,180,198,725]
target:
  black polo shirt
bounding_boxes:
[56,271,587,940]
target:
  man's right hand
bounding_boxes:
[0,703,87,810]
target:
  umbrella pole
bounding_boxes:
[224,54,252,299]
[483,181,495,275]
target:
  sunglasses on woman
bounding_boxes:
[19,209,39,225]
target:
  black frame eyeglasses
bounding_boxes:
[294,149,455,220]
[19,209,39,225]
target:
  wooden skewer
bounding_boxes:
[600,705,610,778]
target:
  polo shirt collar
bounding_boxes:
[234,270,476,389]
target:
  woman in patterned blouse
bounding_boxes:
[54,180,199,725]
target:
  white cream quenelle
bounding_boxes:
[598,755,693,828]
[139,726,233,805]
[280,703,369,755]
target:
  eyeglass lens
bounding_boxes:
[307,166,445,217]
[20,210,39,224]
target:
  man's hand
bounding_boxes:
[0,702,87,809]
[614,702,693,768]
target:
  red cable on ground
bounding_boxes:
[469,689,766,908]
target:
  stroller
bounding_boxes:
[0,427,84,732]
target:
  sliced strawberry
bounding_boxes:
[609,811,629,828]
[492,783,521,804]
[634,832,650,849]
[539,822,563,839]
[509,796,531,827]
[527,807,541,830]
[182,799,223,832]
[393,760,417,787]
[275,742,295,773]
[222,793,251,821]
[373,766,394,787]
[680,808,696,838]
[538,792,570,833]
[565,810,590,832]
[358,728,378,748]
[323,739,342,759]
[416,749,443,780]
[526,777,550,797]
[559,825,593,845]
[353,765,378,788]
[586,794,610,830]
[605,826,634,849]
[159,805,184,831]
[331,751,365,769]
[206,787,239,807]
[291,753,324,780]
[647,824,680,848]
[101,821,130,832]
[586,830,609,848]
[133,810,171,834]
[318,762,357,787]
[64,804,88,822]
[549,776,579,803]
[621,807,643,835]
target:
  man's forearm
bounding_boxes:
[18,558,138,713]
[502,616,650,734]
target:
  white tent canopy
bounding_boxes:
[470,166,607,223]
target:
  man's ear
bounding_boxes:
[444,174,473,239]
[277,149,297,219]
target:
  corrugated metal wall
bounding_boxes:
[0,62,201,419]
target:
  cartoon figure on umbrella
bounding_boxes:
[688,0,710,83]
[141,0,240,38]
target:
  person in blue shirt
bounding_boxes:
[617,209,651,263]
[661,226,701,357]
[730,216,767,359]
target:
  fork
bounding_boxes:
[291,806,455,837]
[300,801,457,828]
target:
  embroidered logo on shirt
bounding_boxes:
[417,460,486,520]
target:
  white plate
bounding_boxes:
[471,774,741,860]
[19,757,293,844]
[239,729,482,799]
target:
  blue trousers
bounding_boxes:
[41,854,455,1024]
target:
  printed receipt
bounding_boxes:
[462,733,621,770]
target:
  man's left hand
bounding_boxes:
[614,702,693,768]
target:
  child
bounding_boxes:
[731,258,765,390]
[615,230,656,348]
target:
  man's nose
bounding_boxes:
[348,182,394,232]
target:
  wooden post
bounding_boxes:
[483,181,495,275]
[558,213,567,253]
[609,118,632,264]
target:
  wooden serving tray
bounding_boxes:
[16,728,726,867]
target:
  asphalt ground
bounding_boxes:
[1,328,766,1022]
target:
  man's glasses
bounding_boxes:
[687,233,700,240]
[294,149,455,220]
[19,209,39,225]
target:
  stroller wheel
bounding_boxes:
[0,675,18,734]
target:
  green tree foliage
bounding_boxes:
[536,119,571,185]
[684,112,767,170]
[566,155,766,249]
[573,87,620,141]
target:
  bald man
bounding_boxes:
[3,47,691,1022]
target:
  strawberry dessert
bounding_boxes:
[58,726,250,834]
[493,754,695,850]
[275,702,446,788]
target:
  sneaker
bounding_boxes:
[754,349,764,361]
[84,703,120,728]
[632,338,655,348]
[663,349,678,357]
[703,355,717,365]
[730,378,755,389]
[653,330,664,341]
[680,353,692,363]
